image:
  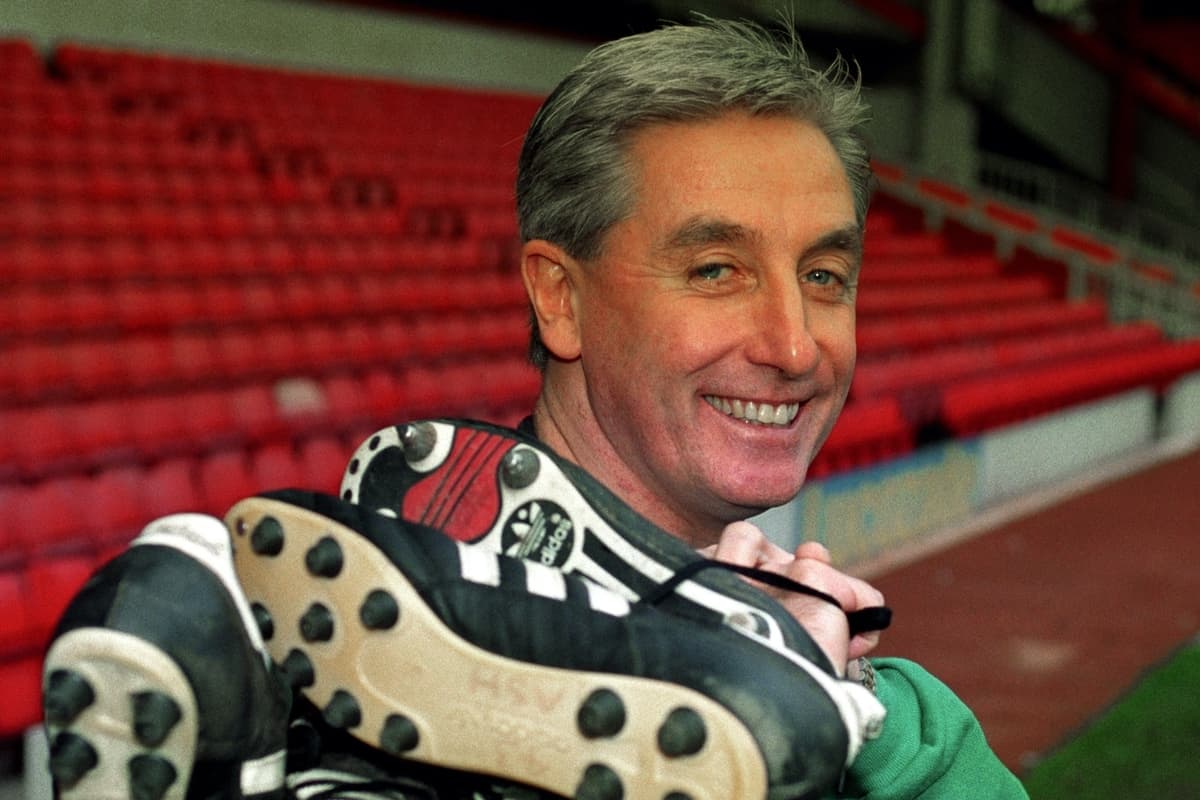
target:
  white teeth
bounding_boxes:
[704,396,799,427]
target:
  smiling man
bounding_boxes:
[524,112,860,547]
[506,16,1028,800]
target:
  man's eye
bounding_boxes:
[692,263,732,282]
[804,269,839,286]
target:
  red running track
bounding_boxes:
[865,445,1200,771]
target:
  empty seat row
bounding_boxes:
[859,253,1004,284]
[863,230,947,259]
[808,395,913,479]
[1,190,513,239]
[0,235,506,282]
[0,654,42,737]
[0,146,516,204]
[855,275,1055,316]
[853,321,1163,401]
[0,367,543,568]
[0,438,349,565]
[0,354,542,480]
[0,555,99,669]
[942,340,1200,435]
[856,299,1109,358]
[0,309,530,405]
[0,271,526,337]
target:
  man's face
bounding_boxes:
[555,113,859,539]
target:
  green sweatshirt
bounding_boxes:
[838,658,1028,800]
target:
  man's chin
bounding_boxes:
[712,473,809,517]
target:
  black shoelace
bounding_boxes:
[642,558,893,637]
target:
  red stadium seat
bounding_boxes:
[123,335,175,390]
[89,466,150,547]
[250,442,304,491]
[64,340,124,397]
[0,655,44,736]
[0,569,35,657]
[9,343,72,401]
[14,478,93,556]
[359,368,407,420]
[257,324,305,375]
[199,449,256,515]
[298,436,352,494]
[809,396,912,479]
[319,374,368,426]
[128,395,192,456]
[178,388,239,447]
[170,331,222,385]
[228,384,282,440]
[9,407,77,473]
[141,458,204,520]
[25,553,98,648]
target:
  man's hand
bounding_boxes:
[703,521,885,674]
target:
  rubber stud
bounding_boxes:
[577,688,625,739]
[657,707,706,758]
[575,763,623,800]
[299,603,335,643]
[500,447,540,490]
[129,753,178,800]
[400,422,436,462]
[282,649,315,689]
[323,690,362,729]
[132,691,182,748]
[43,669,95,726]
[252,602,274,641]
[305,536,344,578]
[251,516,285,556]
[347,458,360,476]
[48,733,98,789]
[360,589,399,630]
[381,714,420,755]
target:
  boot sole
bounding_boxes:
[44,628,198,800]
[226,496,770,800]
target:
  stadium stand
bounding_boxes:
[1,34,1199,742]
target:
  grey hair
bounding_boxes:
[516,16,873,368]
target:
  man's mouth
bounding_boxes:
[703,395,800,427]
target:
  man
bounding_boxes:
[509,16,1027,799]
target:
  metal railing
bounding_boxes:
[875,159,1200,339]
[976,152,1200,273]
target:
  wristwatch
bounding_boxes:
[848,657,877,693]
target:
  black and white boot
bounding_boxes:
[43,513,292,800]
[339,420,888,673]
[226,489,877,800]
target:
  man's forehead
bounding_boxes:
[657,214,863,261]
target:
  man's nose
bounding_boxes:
[745,284,821,378]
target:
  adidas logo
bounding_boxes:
[504,500,574,567]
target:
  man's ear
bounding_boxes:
[520,239,582,361]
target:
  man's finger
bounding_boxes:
[712,521,788,567]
